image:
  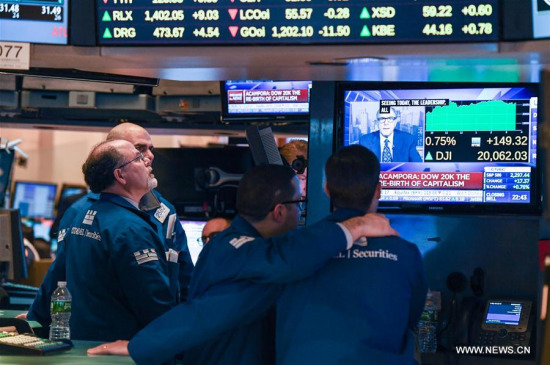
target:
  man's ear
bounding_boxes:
[113,168,126,185]
[375,183,381,200]
[323,182,330,199]
[271,204,285,223]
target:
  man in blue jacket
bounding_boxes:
[89,164,398,364]
[359,107,422,162]
[63,139,176,341]
[24,123,192,327]
[276,145,427,365]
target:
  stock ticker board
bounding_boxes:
[0,0,68,44]
[96,0,499,45]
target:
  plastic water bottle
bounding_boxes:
[418,291,438,353]
[49,281,71,340]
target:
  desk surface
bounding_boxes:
[0,340,135,364]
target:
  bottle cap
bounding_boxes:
[58,281,67,287]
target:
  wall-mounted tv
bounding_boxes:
[0,0,69,44]
[221,80,311,122]
[335,82,541,215]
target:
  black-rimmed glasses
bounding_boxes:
[377,117,397,124]
[197,231,221,246]
[271,198,307,212]
[117,152,144,169]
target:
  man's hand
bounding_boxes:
[15,313,27,320]
[342,212,398,241]
[87,340,130,356]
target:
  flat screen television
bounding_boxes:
[0,0,69,44]
[335,82,541,215]
[221,80,311,121]
[11,181,58,219]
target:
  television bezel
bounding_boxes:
[220,80,311,122]
[333,81,542,215]
[10,180,59,219]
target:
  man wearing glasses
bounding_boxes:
[359,107,422,163]
[23,123,193,329]
[89,164,398,364]
[200,217,231,246]
[62,139,176,341]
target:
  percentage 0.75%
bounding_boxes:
[425,136,457,146]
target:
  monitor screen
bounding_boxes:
[11,181,58,219]
[335,82,540,214]
[0,209,27,282]
[0,150,15,208]
[532,0,550,39]
[57,184,87,208]
[485,301,522,326]
[0,0,69,44]
[221,81,311,121]
[180,220,207,265]
[153,147,254,218]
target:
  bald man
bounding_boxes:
[25,123,193,328]
[200,218,231,246]
[63,139,176,340]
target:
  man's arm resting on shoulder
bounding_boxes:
[234,212,398,284]
[88,282,279,365]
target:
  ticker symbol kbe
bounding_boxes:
[103,28,113,39]
[102,11,111,22]
[360,7,370,19]
[360,25,371,37]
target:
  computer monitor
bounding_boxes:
[0,150,15,208]
[58,184,88,205]
[11,181,58,219]
[179,219,207,265]
[335,82,541,215]
[0,209,27,282]
[153,147,254,218]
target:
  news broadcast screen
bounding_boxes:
[337,82,540,214]
[222,81,311,120]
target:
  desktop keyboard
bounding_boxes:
[0,332,72,355]
[1,282,39,298]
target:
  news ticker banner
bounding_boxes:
[96,0,499,45]
[0,0,68,43]
[379,167,531,204]
[227,87,309,114]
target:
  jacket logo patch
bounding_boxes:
[154,203,170,224]
[133,249,159,265]
[229,236,255,249]
[82,210,97,225]
[57,229,67,242]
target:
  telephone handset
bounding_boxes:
[471,299,533,347]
